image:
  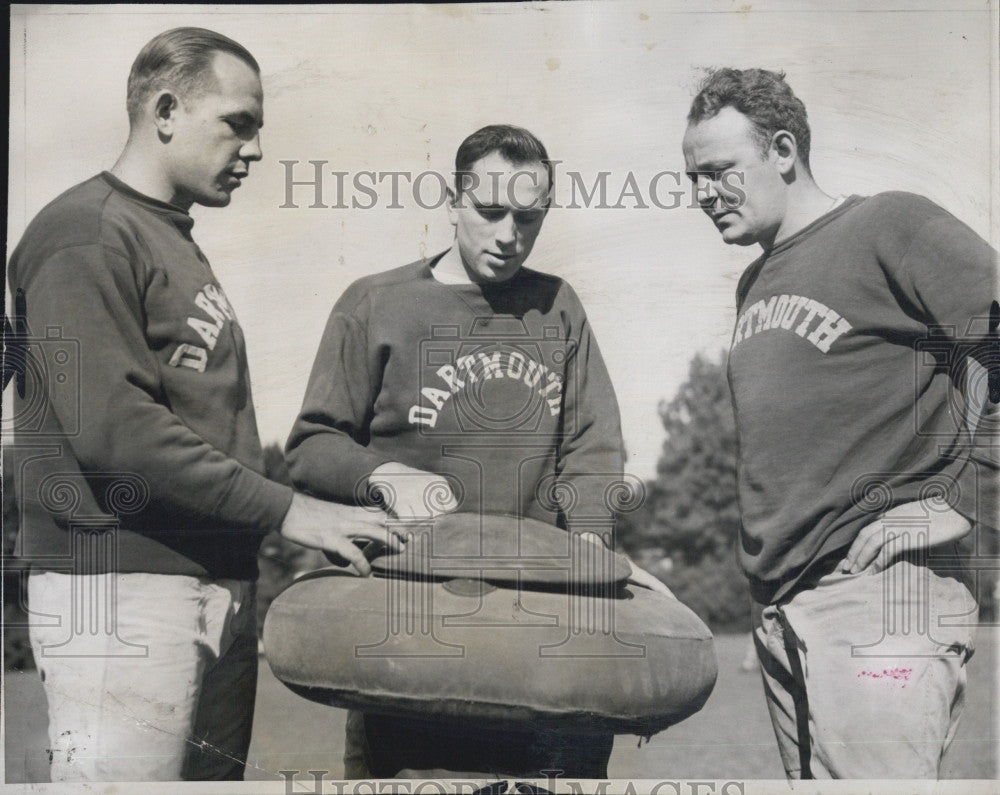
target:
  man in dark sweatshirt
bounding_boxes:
[7,27,398,783]
[286,124,653,778]
[682,68,997,779]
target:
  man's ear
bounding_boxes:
[445,187,459,226]
[770,129,798,176]
[152,91,179,137]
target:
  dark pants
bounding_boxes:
[346,710,613,779]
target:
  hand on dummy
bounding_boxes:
[625,563,677,598]
[279,493,405,576]
[578,531,676,598]
[838,501,972,575]
[368,461,459,520]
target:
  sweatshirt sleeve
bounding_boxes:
[892,204,999,531]
[23,243,293,532]
[553,286,627,536]
[895,209,997,339]
[285,296,394,501]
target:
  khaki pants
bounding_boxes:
[753,551,977,779]
[28,571,258,782]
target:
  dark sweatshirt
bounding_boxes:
[286,256,625,531]
[7,173,293,579]
[285,256,626,774]
[729,192,997,604]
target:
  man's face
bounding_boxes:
[165,52,264,209]
[682,106,788,248]
[448,151,549,284]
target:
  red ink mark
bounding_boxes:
[857,667,913,685]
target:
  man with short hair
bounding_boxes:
[8,27,397,782]
[286,124,627,778]
[682,67,997,779]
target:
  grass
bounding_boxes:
[5,631,996,783]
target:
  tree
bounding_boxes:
[652,351,740,563]
[639,351,750,631]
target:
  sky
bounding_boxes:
[7,1,997,480]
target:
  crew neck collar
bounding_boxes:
[424,250,522,292]
[767,194,864,256]
[100,171,194,231]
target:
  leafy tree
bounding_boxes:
[652,351,740,564]
[622,350,751,632]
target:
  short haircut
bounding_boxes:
[126,27,260,124]
[454,124,554,196]
[688,68,811,169]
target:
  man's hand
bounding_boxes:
[368,461,458,520]
[280,493,405,576]
[838,501,973,575]
[625,563,677,599]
